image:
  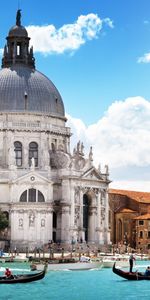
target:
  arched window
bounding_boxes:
[38,191,45,202]
[29,142,38,167]
[20,190,27,202]
[118,219,122,241]
[20,189,45,202]
[51,143,55,152]
[29,188,36,202]
[53,212,57,228]
[14,141,22,167]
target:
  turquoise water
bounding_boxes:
[0,262,150,300]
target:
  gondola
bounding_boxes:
[112,262,150,280]
[0,264,47,284]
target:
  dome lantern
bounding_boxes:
[2,10,35,68]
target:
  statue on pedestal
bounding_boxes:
[30,157,35,170]
[16,9,21,26]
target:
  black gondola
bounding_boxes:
[112,262,150,280]
[0,264,47,284]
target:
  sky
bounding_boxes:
[1,0,150,191]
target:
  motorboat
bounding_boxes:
[31,256,103,271]
[101,254,129,268]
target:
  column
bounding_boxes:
[61,206,70,242]
[61,179,70,203]
[96,191,101,243]
[79,189,84,241]
[88,206,97,243]
[46,208,53,242]
[70,184,75,228]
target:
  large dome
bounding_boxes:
[0,10,65,117]
[0,64,65,116]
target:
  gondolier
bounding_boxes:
[129,251,135,272]
[112,262,150,280]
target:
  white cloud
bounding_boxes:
[67,96,150,191]
[26,13,113,55]
[138,52,150,63]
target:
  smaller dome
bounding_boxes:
[8,25,28,37]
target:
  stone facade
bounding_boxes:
[109,189,150,252]
[0,11,111,250]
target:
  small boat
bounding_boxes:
[0,264,47,284]
[13,255,29,263]
[31,257,103,271]
[102,255,129,268]
[112,263,150,280]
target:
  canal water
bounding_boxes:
[0,262,150,300]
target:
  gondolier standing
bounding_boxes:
[129,251,135,273]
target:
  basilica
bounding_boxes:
[0,10,111,250]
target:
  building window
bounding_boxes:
[29,142,38,167]
[20,189,45,202]
[139,220,144,225]
[139,231,143,238]
[17,44,21,55]
[83,194,89,242]
[148,231,150,238]
[14,141,22,167]
[53,212,57,228]
[38,190,45,202]
[20,190,27,202]
[29,188,36,202]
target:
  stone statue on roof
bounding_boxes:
[16,9,21,26]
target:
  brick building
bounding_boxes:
[109,189,150,252]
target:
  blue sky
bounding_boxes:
[1,0,150,124]
[1,0,150,191]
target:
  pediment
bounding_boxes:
[12,171,52,185]
[80,167,105,181]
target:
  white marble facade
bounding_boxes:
[0,11,111,250]
[0,115,110,249]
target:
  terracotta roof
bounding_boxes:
[119,208,136,213]
[134,213,150,220]
[109,189,150,203]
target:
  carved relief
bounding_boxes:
[19,218,23,228]
[101,207,105,220]
[74,157,85,170]
[74,187,80,204]
[29,213,35,227]
[71,141,86,170]
[74,207,80,225]
[58,144,64,151]
[41,218,45,227]
[50,151,70,169]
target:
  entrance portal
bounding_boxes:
[83,194,89,242]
